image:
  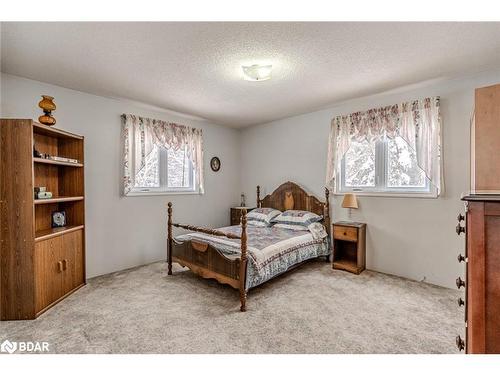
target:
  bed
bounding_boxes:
[167,181,331,311]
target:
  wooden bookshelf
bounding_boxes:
[0,119,86,320]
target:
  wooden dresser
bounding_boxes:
[0,119,86,320]
[456,195,500,353]
[455,83,500,353]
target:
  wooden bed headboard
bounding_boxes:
[257,181,331,236]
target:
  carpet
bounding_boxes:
[0,260,464,353]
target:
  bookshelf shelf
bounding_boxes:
[34,196,84,205]
[33,121,84,140]
[33,157,83,167]
[35,225,85,242]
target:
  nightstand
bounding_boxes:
[230,207,256,226]
[332,221,366,274]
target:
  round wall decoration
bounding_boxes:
[210,157,221,172]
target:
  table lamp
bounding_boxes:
[342,193,358,220]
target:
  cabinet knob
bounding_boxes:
[458,297,465,307]
[57,261,63,272]
[457,213,465,222]
[457,254,466,263]
[456,277,465,289]
[456,224,465,235]
[456,335,465,351]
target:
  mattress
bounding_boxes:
[175,225,330,288]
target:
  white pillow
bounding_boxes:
[246,208,281,227]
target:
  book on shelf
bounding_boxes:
[48,155,79,164]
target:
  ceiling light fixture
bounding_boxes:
[242,64,272,81]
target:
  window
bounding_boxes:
[338,137,434,196]
[123,114,204,196]
[327,97,441,196]
[131,145,196,194]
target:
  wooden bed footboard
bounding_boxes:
[167,202,248,311]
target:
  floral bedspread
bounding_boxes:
[175,225,330,289]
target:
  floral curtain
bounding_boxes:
[122,114,204,195]
[326,96,442,194]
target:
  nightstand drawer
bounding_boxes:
[231,211,241,225]
[333,226,358,242]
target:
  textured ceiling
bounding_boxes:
[2,22,500,127]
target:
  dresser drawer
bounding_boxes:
[334,226,358,242]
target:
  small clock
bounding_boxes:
[210,156,221,172]
[51,210,67,228]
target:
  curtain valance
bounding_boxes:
[123,114,204,195]
[326,96,442,194]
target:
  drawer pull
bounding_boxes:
[458,297,464,307]
[456,224,465,235]
[456,335,465,351]
[457,254,466,263]
[456,277,465,289]
[457,213,465,222]
[343,232,347,236]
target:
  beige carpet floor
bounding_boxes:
[0,260,464,354]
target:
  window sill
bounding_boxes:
[125,191,200,197]
[334,191,438,199]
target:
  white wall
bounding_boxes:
[0,73,241,278]
[240,69,500,289]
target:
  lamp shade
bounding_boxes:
[341,193,358,209]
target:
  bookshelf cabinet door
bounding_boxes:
[35,237,64,313]
[62,229,84,293]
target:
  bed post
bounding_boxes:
[324,187,330,222]
[239,208,248,312]
[256,185,261,207]
[324,188,331,262]
[167,202,173,275]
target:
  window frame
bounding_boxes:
[128,146,197,196]
[337,138,438,198]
